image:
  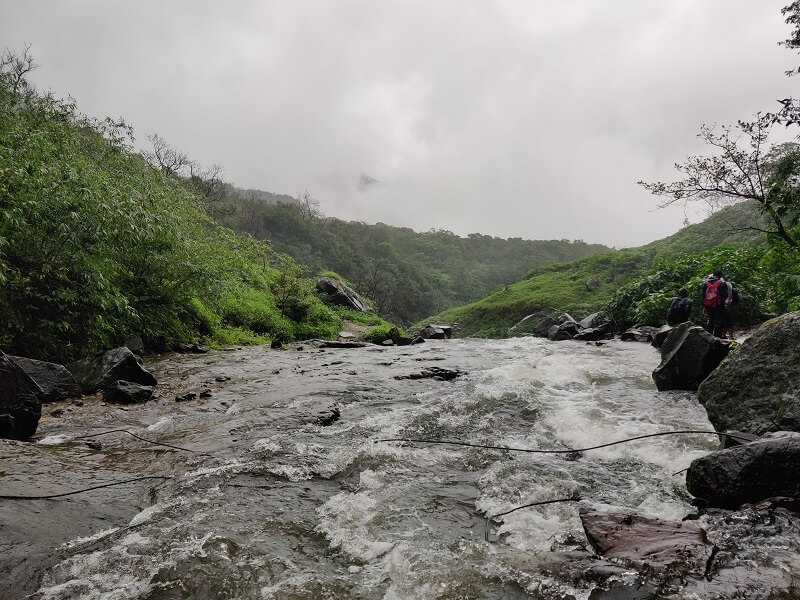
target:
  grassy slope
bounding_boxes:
[424,201,766,337]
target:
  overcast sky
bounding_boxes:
[1,1,796,247]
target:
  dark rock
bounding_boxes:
[85,440,103,451]
[0,350,43,439]
[394,367,464,381]
[620,328,654,343]
[49,408,64,417]
[9,356,82,403]
[578,312,606,329]
[418,326,446,340]
[586,278,599,292]
[410,336,425,345]
[721,430,760,449]
[548,319,581,341]
[102,380,154,404]
[199,388,212,398]
[72,399,84,407]
[573,328,611,342]
[315,405,341,426]
[650,324,674,350]
[316,277,371,312]
[652,323,731,391]
[531,316,560,337]
[270,339,283,349]
[395,337,413,346]
[579,507,712,577]
[427,324,453,338]
[686,431,800,509]
[175,392,197,402]
[214,376,230,382]
[508,309,556,335]
[174,343,209,354]
[697,311,800,435]
[67,347,157,394]
[125,335,144,355]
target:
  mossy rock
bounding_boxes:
[697,311,800,435]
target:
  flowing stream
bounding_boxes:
[1,338,798,599]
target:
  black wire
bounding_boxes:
[0,475,172,500]
[376,430,749,454]
[484,496,582,542]
[76,429,200,453]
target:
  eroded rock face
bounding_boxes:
[652,323,731,391]
[697,311,800,435]
[0,350,43,439]
[686,431,800,509]
[67,346,157,394]
[579,507,712,577]
[316,277,370,312]
[9,356,82,403]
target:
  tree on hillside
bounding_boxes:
[296,190,322,220]
[145,133,191,176]
[0,44,36,95]
[639,115,800,249]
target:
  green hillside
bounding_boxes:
[0,54,393,362]
[215,199,611,325]
[423,201,784,338]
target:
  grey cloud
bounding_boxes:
[0,0,793,246]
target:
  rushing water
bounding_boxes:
[1,338,798,599]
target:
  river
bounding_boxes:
[1,337,797,599]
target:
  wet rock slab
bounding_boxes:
[393,366,464,381]
[686,431,800,508]
[579,507,713,577]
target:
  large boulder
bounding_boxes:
[586,278,599,292]
[67,346,157,394]
[548,319,580,341]
[102,380,154,404]
[697,311,800,435]
[650,324,674,350]
[9,356,82,403]
[652,323,731,391]
[686,431,800,509]
[579,507,712,577]
[316,277,371,312]
[418,325,446,340]
[0,350,43,439]
[578,312,606,329]
[508,309,555,335]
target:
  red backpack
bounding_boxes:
[704,279,722,308]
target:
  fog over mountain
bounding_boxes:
[0,0,793,246]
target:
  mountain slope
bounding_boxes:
[423,201,767,337]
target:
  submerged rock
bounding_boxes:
[579,507,712,577]
[9,355,82,403]
[652,323,731,391]
[697,310,800,435]
[686,431,800,509]
[620,327,658,343]
[68,346,157,394]
[0,350,43,439]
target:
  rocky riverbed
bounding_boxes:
[1,338,798,599]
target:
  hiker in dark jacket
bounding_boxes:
[701,270,729,337]
[666,289,692,325]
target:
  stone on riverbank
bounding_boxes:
[102,380,154,404]
[316,277,371,312]
[68,346,157,394]
[697,310,800,435]
[686,431,800,509]
[579,507,712,577]
[652,323,731,391]
[9,355,82,403]
[0,350,43,439]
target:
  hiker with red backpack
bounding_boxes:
[701,270,729,338]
